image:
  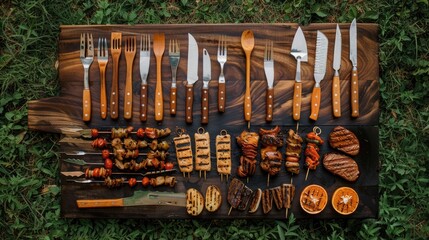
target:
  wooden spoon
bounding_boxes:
[153,33,165,122]
[241,30,254,127]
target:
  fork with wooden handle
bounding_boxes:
[153,33,165,122]
[124,36,137,120]
[97,37,108,119]
[168,39,180,115]
[139,34,150,121]
[110,32,122,120]
[80,33,94,122]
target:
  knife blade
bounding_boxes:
[186,33,199,124]
[290,27,308,121]
[61,169,177,177]
[349,18,359,117]
[76,190,186,208]
[309,31,328,121]
[201,48,211,124]
[332,24,342,117]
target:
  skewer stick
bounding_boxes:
[228,206,233,215]
[305,168,310,181]
[247,121,250,129]
[285,208,289,218]
[204,171,206,180]
[220,174,223,182]
[247,177,249,183]
[267,174,270,187]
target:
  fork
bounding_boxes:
[139,34,150,121]
[124,36,137,120]
[97,37,108,119]
[264,40,274,122]
[110,32,122,120]
[168,39,180,115]
[217,35,227,112]
[80,33,94,122]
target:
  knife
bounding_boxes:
[201,48,211,124]
[61,169,176,177]
[332,24,342,117]
[309,31,328,121]
[290,27,308,121]
[185,33,199,124]
[350,18,359,117]
[76,190,186,208]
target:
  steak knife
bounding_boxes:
[201,48,211,124]
[185,33,199,124]
[309,31,328,121]
[332,24,342,117]
[290,27,308,121]
[76,191,186,208]
[350,18,359,117]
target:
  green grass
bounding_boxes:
[1,0,428,239]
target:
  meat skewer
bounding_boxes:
[173,128,193,178]
[236,130,259,182]
[216,130,232,182]
[285,127,303,184]
[67,126,171,139]
[304,126,324,180]
[259,126,283,186]
[68,175,176,188]
[61,168,176,178]
[194,128,211,180]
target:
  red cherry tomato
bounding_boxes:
[128,178,137,187]
[159,161,165,170]
[136,128,145,138]
[104,158,113,169]
[142,177,150,187]
[165,162,174,170]
[101,149,110,159]
[91,129,99,138]
[92,168,100,178]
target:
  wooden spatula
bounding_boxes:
[153,33,165,122]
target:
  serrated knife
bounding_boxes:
[76,191,186,208]
[290,27,308,121]
[186,33,199,124]
[350,18,359,117]
[201,48,211,124]
[332,24,342,117]
[309,31,328,121]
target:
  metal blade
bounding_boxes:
[202,48,211,89]
[291,27,308,62]
[349,18,357,67]
[187,33,199,85]
[124,191,187,207]
[333,24,342,71]
[314,31,329,84]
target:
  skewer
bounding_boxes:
[305,168,310,181]
[228,206,233,215]
[267,174,270,187]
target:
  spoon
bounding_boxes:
[241,30,255,128]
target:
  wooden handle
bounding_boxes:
[82,89,91,122]
[110,56,119,119]
[154,59,163,122]
[351,68,359,117]
[185,85,194,124]
[76,198,124,208]
[266,88,274,122]
[140,84,148,121]
[124,65,133,120]
[201,88,209,124]
[244,56,251,122]
[292,82,302,121]
[332,75,341,117]
[218,82,226,112]
[309,86,321,121]
[99,68,107,119]
[170,87,177,115]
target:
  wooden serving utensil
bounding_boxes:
[153,33,165,122]
[110,32,122,120]
[241,30,255,128]
[124,36,137,120]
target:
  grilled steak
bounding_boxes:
[323,153,360,182]
[329,126,360,156]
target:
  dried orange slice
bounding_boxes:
[331,187,359,215]
[299,184,328,214]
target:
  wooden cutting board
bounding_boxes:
[28,23,379,219]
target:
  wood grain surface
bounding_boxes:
[27,23,379,219]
